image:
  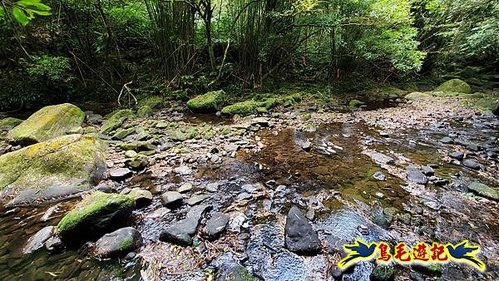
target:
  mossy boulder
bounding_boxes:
[101,109,134,134]
[0,117,23,131]
[187,90,225,112]
[435,79,472,94]
[57,191,135,245]
[7,103,85,144]
[0,134,106,206]
[405,92,432,101]
[221,98,277,116]
[468,182,498,201]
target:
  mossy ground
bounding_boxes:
[57,191,135,233]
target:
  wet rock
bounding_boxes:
[94,227,142,258]
[212,253,256,281]
[371,152,394,165]
[205,212,229,239]
[228,212,247,233]
[128,188,153,208]
[57,191,135,245]
[462,159,481,170]
[45,235,63,252]
[8,103,85,144]
[449,151,464,160]
[406,166,428,185]
[186,194,208,206]
[285,206,321,255]
[178,183,193,193]
[23,226,55,254]
[160,205,210,246]
[440,137,453,144]
[372,171,386,181]
[0,134,106,207]
[174,165,192,175]
[161,191,183,208]
[467,182,498,201]
[109,168,132,180]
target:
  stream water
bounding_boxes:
[0,101,498,280]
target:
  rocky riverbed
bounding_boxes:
[0,89,497,281]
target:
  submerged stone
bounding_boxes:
[0,134,106,206]
[7,103,85,144]
[23,226,55,254]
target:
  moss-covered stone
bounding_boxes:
[435,79,472,94]
[0,134,106,206]
[348,99,365,109]
[138,95,164,109]
[112,127,135,140]
[187,90,225,112]
[468,182,498,201]
[7,103,85,144]
[101,109,134,134]
[0,117,23,131]
[57,191,135,244]
[405,92,433,100]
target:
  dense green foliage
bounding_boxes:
[0,0,497,110]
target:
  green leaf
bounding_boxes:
[0,8,5,18]
[12,7,30,26]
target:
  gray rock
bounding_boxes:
[186,194,208,206]
[462,159,481,170]
[159,226,193,246]
[372,171,386,181]
[406,166,428,185]
[251,117,270,127]
[421,165,435,176]
[205,212,229,239]
[370,153,394,165]
[109,168,133,180]
[468,182,498,201]
[178,183,193,193]
[440,137,453,144]
[23,226,55,254]
[128,188,153,208]
[161,191,184,208]
[449,151,464,160]
[174,165,192,175]
[45,235,63,251]
[285,206,321,255]
[94,227,142,258]
[206,183,219,192]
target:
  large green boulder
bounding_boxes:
[57,191,135,244]
[100,109,134,134]
[435,79,472,94]
[187,90,225,112]
[7,103,85,144]
[0,117,23,131]
[0,134,106,206]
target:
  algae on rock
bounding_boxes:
[7,103,85,144]
[0,134,106,206]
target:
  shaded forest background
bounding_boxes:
[0,0,497,111]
